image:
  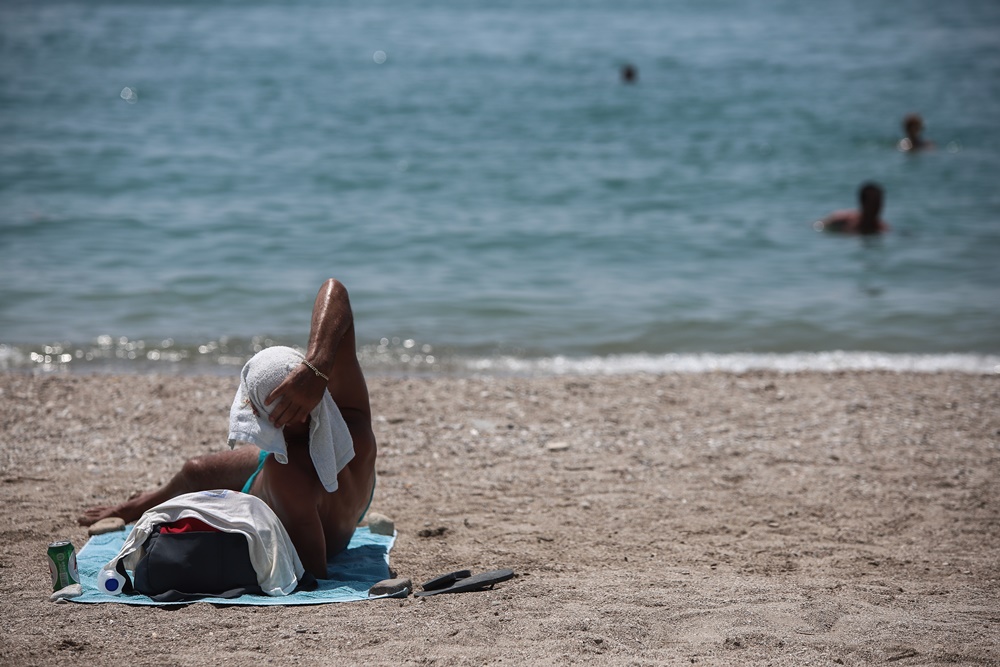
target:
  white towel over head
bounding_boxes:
[227,346,354,493]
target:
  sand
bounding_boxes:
[1,370,998,666]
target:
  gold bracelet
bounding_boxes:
[301,359,329,381]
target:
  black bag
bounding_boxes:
[132,526,264,602]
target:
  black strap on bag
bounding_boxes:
[133,526,264,602]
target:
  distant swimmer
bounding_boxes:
[814,182,890,235]
[621,63,637,84]
[898,113,935,152]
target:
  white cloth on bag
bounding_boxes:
[227,346,355,493]
[101,490,305,596]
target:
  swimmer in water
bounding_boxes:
[897,113,935,152]
[814,182,890,235]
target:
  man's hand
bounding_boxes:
[265,363,328,428]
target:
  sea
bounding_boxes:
[2,0,999,377]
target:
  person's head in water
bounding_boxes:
[899,113,932,151]
[621,63,637,83]
[857,182,884,234]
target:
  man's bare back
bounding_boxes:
[816,209,890,235]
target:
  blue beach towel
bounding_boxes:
[71,526,396,606]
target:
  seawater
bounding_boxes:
[2,0,999,376]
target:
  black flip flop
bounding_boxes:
[414,569,514,597]
[420,569,472,592]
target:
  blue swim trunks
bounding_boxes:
[241,449,375,525]
[241,449,269,494]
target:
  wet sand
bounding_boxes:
[1,371,998,666]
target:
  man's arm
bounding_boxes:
[265,278,370,428]
[816,210,856,233]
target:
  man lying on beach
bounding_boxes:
[79,279,377,579]
[814,182,890,235]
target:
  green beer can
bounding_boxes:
[47,540,79,591]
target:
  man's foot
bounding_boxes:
[77,490,153,526]
[78,506,123,526]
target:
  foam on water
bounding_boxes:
[461,351,1000,376]
[2,340,996,377]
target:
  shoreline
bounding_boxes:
[2,370,998,665]
[3,344,999,377]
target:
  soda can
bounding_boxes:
[47,540,79,591]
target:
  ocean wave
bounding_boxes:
[460,351,1000,375]
[2,340,997,376]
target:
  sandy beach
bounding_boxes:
[1,370,998,666]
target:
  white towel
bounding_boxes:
[227,346,354,493]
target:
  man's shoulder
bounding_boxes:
[820,209,859,231]
[825,208,858,221]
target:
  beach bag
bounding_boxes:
[132,522,263,602]
[99,490,311,600]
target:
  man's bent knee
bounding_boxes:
[177,449,259,492]
[178,456,215,488]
